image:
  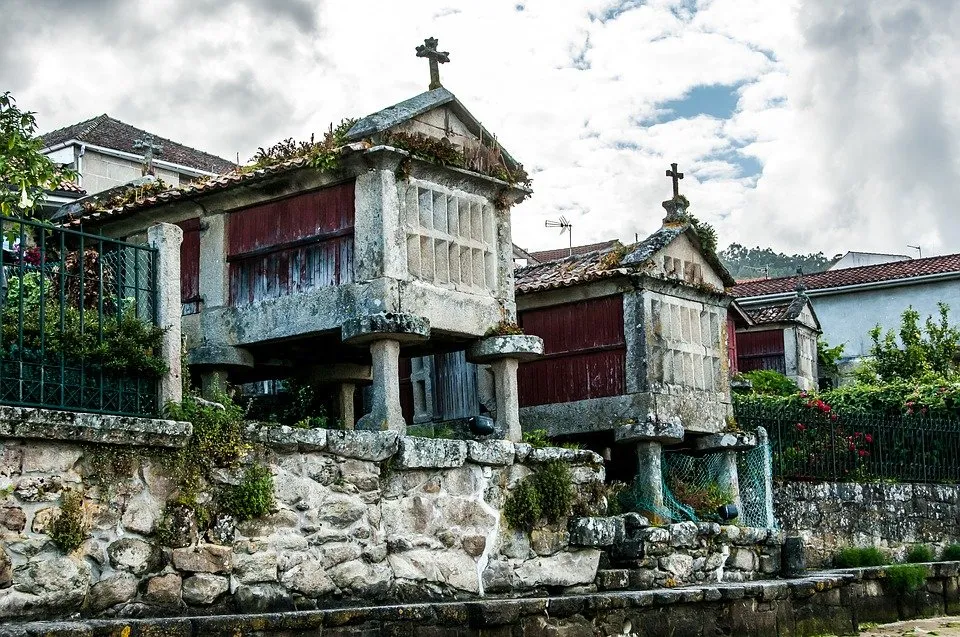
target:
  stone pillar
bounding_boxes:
[147,223,183,407]
[756,426,776,528]
[342,313,430,434]
[198,212,227,308]
[695,431,759,523]
[339,383,356,430]
[466,335,544,442]
[363,339,403,432]
[615,419,684,525]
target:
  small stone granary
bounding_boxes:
[57,39,540,439]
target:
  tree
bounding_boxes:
[0,92,65,217]
[862,303,960,383]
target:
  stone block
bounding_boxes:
[233,551,278,583]
[531,527,569,556]
[171,544,231,574]
[694,432,757,452]
[108,538,163,576]
[660,554,694,579]
[341,312,430,344]
[515,550,601,588]
[326,430,399,461]
[568,517,624,547]
[87,572,138,611]
[235,583,294,613]
[0,506,25,533]
[248,426,328,452]
[466,440,515,466]
[614,418,683,444]
[466,335,544,363]
[668,521,699,548]
[144,573,182,606]
[0,548,9,589]
[596,569,629,590]
[728,547,758,571]
[0,406,192,448]
[396,437,467,469]
[182,573,229,605]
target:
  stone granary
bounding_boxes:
[53,39,540,438]
[512,177,761,517]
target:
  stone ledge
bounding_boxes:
[396,437,468,469]
[694,431,757,452]
[615,418,684,444]
[246,425,328,452]
[466,335,544,363]
[341,312,430,345]
[0,406,192,448]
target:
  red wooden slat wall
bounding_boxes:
[518,295,626,407]
[736,329,786,374]
[227,182,355,305]
[177,218,201,315]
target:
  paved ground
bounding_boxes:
[857,617,960,636]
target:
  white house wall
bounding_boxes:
[81,151,182,194]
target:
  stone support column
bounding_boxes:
[695,431,759,522]
[466,335,544,442]
[339,383,356,430]
[342,313,430,434]
[198,212,227,308]
[147,223,183,407]
[756,426,776,528]
[615,419,684,524]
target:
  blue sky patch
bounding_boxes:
[660,84,742,120]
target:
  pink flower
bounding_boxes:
[859,450,868,458]
[865,434,873,444]
[795,423,806,432]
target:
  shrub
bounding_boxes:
[885,564,928,595]
[49,489,86,553]
[905,544,935,563]
[504,479,541,532]
[833,547,889,568]
[225,464,275,521]
[532,461,573,523]
[942,544,960,561]
[736,370,798,397]
[521,429,550,448]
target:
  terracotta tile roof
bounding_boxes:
[743,296,807,324]
[53,179,85,195]
[41,115,236,174]
[515,242,627,294]
[529,240,620,264]
[731,253,960,297]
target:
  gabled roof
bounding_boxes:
[530,240,619,264]
[345,88,520,170]
[623,223,736,287]
[742,293,821,331]
[41,115,236,174]
[732,253,960,298]
[515,241,627,294]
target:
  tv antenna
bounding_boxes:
[545,216,573,256]
[742,264,771,279]
[907,245,922,258]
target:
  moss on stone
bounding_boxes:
[49,488,86,553]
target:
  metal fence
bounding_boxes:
[736,402,960,483]
[0,216,160,416]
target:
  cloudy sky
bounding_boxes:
[4,0,959,256]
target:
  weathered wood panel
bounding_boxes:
[518,295,626,406]
[431,351,478,421]
[737,329,786,374]
[177,218,201,315]
[727,315,738,375]
[228,183,355,306]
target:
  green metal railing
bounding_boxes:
[736,402,960,483]
[0,216,161,416]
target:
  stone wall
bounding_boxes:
[0,422,605,620]
[573,517,782,590]
[775,481,960,567]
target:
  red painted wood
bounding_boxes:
[227,183,355,306]
[177,218,201,315]
[518,295,626,406]
[736,329,786,374]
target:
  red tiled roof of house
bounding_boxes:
[516,242,627,294]
[529,240,620,264]
[41,114,236,174]
[54,179,85,194]
[732,253,960,297]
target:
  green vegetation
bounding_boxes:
[833,547,889,568]
[249,119,357,173]
[734,370,799,397]
[49,489,86,553]
[885,564,928,595]
[941,544,960,561]
[0,91,72,217]
[521,428,550,448]
[718,243,838,280]
[670,481,734,521]
[859,303,960,384]
[406,423,456,439]
[905,544,935,563]
[224,464,275,521]
[485,320,524,337]
[504,460,574,532]
[817,339,845,378]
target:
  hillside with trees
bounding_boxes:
[719,243,840,280]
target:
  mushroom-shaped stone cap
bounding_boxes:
[694,431,758,452]
[341,313,430,345]
[614,418,684,445]
[466,334,544,363]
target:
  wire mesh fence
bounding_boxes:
[736,401,960,484]
[0,216,161,416]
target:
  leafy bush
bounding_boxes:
[833,547,889,568]
[225,464,274,521]
[885,564,928,595]
[942,544,960,561]
[736,370,798,397]
[905,544,935,563]
[532,461,573,523]
[818,339,845,378]
[521,429,550,448]
[504,479,541,532]
[49,489,86,553]
[867,303,960,383]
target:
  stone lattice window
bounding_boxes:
[649,295,723,391]
[403,181,497,295]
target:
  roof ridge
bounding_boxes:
[754,251,957,285]
[93,115,236,166]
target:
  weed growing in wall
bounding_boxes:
[885,564,928,595]
[942,544,960,561]
[49,489,86,553]
[905,544,935,563]
[504,480,541,532]
[833,547,889,568]
[225,464,275,521]
[504,460,573,532]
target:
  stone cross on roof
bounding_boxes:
[416,37,450,91]
[133,134,163,176]
[666,162,684,199]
